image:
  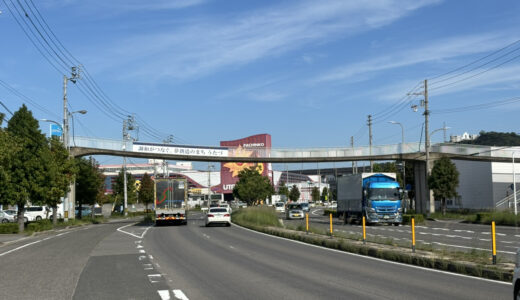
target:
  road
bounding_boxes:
[0,214,512,299]
[284,208,520,261]
[144,212,510,299]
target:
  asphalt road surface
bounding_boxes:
[0,214,512,299]
[144,212,510,300]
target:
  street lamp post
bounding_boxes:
[513,152,518,215]
[389,121,406,208]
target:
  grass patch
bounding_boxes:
[402,214,425,225]
[465,211,520,226]
[232,206,282,228]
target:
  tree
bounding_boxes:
[112,168,137,213]
[321,186,329,202]
[232,166,274,206]
[428,156,459,215]
[311,187,320,202]
[40,137,76,225]
[139,173,155,211]
[4,105,48,232]
[459,131,520,146]
[289,185,300,202]
[278,181,289,201]
[75,157,104,219]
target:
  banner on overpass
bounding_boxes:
[133,142,228,157]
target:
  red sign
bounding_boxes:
[216,134,272,194]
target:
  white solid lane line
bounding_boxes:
[0,240,41,257]
[173,289,189,300]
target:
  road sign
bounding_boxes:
[50,124,62,137]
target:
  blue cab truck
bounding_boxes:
[337,173,403,225]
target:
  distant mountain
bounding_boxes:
[459,131,520,146]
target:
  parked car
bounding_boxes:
[286,203,304,220]
[75,206,92,217]
[275,201,286,213]
[0,210,15,223]
[301,202,310,213]
[514,248,520,298]
[24,206,49,222]
[205,207,231,227]
[237,202,247,208]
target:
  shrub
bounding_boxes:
[402,214,425,225]
[232,206,281,227]
[27,220,53,232]
[0,223,19,234]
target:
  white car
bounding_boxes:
[0,211,15,223]
[24,206,49,222]
[514,248,520,298]
[205,207,231,227]
[275,202,285,213]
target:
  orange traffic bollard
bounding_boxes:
[362,216,366,244]
[492,221,497,264]
[412,217,416,253]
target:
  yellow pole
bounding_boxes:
[362,216,366,244]
[492,221,496,264]
[329,213,333,236]
[306,213,309,234]
[412,218,416,253]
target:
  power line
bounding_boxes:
[431,96,520,114]
[5,0,186,143]
[430,52,520,91]
[429,38,520,81]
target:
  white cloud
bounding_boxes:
[313,33,518,83]
[90,0,441,80]
[43,0,206,11]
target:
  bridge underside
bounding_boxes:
[70,147,512,163]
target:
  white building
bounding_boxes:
[450,132,479,143]
[445,158,520,211]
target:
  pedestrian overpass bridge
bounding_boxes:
[70,136,516,163]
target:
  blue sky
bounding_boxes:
[1,0,520,168]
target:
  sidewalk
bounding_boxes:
[0,234,28,245]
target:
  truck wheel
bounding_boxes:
[393,223,400,226]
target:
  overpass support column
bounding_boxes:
[414,161,430,214]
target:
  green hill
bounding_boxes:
[459,131,520,146]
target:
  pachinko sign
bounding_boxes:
[217,134,272,194]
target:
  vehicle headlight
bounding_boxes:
[368,208,376,212]
[398,208,403,213]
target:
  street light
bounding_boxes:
[389,121,406,209]
[513,152,519,215]
[64,109,87,221]
[40,119,63,140]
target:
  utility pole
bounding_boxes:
[63,66,80,221]
[368,115,373,172]
[122,119,128,216]
[207,163,213,207]
[443,121,447,142]
[121,115,136,217]
[351,136,357,174]
[424,79,434,213]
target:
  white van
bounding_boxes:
[275,202,285,213]
[24,206,50,222]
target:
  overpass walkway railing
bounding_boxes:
[71,136,519,161]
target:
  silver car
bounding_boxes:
[286,203,304,220]
[0,210,15,223]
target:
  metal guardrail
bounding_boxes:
[71,136,519,160]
